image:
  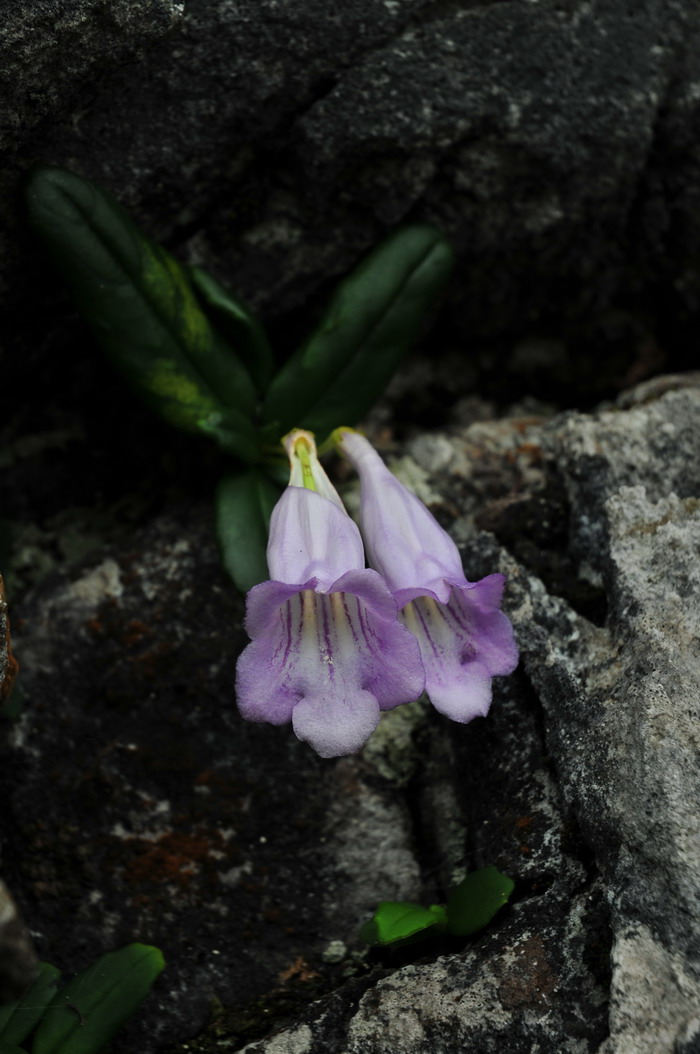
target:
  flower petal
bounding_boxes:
[292,688,380,758]
[266,486,365,589]
[327,567,403,623]
[236,573,425,755]
[448,576,519,677]
[426,656,493,722]
[400,579,518,723]
[326,575,426,710]
[236,634,299,726]
[243,576,317,638]
[337,430,463,599]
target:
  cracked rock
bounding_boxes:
[3,1,700,397]
[231,381,700,1053]
[0,381,698,1052]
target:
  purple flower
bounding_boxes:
[335,429,518,723]
[235,430,425,757]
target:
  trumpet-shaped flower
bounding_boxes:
[335,429,518,723]
[235,430,425,757]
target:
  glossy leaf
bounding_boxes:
[216,469,281,592]
[190,266,274,393]
[445,867,515,937]
[262,226,454,440]
[32,943,164,1054]
[0,963,60,1045]
[26,167,259,459]
[360,901,448,947]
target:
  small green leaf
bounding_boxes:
[361,901,448,947]
[26,167,259,458]
[0,964,60,1045]
[262,226,454,440]
[216,469,281,592]
[32,943,164,1054]
[190,266,274,393]
[445,867,515,937]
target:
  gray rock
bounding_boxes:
[0,0,181,155]
[3,0,700,385]
[0,581,38,1002]
[1,381,698,1052]
[0,514,437,1051]
[228,381,700,1053]
[522,387,700,1054]
[0,0,182,301]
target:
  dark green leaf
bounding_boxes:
[26,167,259,458]
[190,266,274,393]
[196,408,264,464]
[32,943,164,1054]
[216,469,281,592]
[361,901,448,947]
[262,226,454,440]
[0,964,60,1045]
[445,867,515,937]
[0,1041,28,1053]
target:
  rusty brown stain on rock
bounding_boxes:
[121,619,154,647]
[505,441,545,464]
[277,956,320,984]
[497,934,558,1009]
[121,828,226,891]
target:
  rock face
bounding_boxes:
[1,378,698,1052]
[0,0,182,293]
[0,579,37,1004]
[2,3,700,1048]
[3,0,700,393]
[231,380,700,1054]
[507,386,700,1054]
[0,1,182,156]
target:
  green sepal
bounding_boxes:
[190,266,274,393]
[262,226,454,439]
[360,901,448,947]
[0,963,61,1045]
[445,867,515,937]
[26,167,258,446]
[216,469,281,592]
[31,943,164,1054]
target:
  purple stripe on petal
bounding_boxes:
[446,582,519,677]
[400,577,518,723]
[244,577,318,637]
[235,568,425,756]
[412,599,443,660]
[342,594,359,647]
